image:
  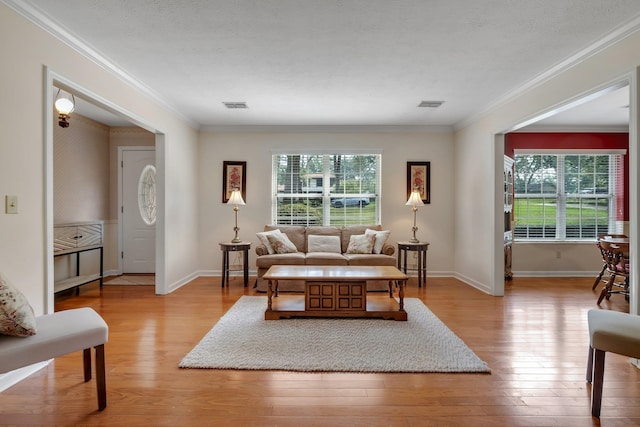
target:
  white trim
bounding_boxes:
[514,148,627,155]
[271,148,383,155]
[629,67,639,315]
[504,80,630,134]
[202,125,453,134]
[457,17,640,130]
[513,125,628,133]
[0,362,50,393]
[453,272,493,295]
[1,0,197,130]
[117,146,156,276]
[44,68,55,314]
[513,271,597,277]
[45,68,168,300]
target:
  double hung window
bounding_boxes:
[272,153,381,226]
[513,151,624,240]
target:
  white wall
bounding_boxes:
[454,29,640,301]
[0,4,199,315]
[197,131,455,276]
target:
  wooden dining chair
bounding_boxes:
[596,240,630,305]
[592,234,627,290]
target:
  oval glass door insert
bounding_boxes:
[138,164,157,225]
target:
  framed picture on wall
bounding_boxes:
[407,161,430,204]
[222,161,246,203]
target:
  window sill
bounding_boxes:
[514,240,595,245]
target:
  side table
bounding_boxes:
[397,241,430,287]
[219,242,251,288]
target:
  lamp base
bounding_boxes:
[409,238,420,243]
[231,237,242,243]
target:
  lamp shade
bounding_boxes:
[405,189,424,207]
[227,189,245,205]
[54,90,75,115]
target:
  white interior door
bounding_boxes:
[122,149,156,273]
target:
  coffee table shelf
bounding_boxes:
[263,265,408,321]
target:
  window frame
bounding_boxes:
[513,149,623,241]
[271,152,382,226]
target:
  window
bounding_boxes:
[272,153,381,226]
[514,152,623,240]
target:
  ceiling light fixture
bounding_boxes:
[223,102,248,109]
[418,101,444,108]
[54,88,75,128]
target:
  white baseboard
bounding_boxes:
[512,270,597,277]
[0,361,50,392]
[452,272,493,294]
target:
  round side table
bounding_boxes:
[219,242,251,287]
[397,241,430,287]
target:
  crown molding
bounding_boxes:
[455,14,640,131]
[512,124,628,133]
[200,124,453,134]
[2,0,197,129]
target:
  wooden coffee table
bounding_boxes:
[263,265,408,321]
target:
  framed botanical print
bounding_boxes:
[222,161,246,203]
[407,161,430,204]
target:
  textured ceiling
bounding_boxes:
[11,0,640,128]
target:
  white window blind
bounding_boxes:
[272,153,381,226]
[514,153,624,240]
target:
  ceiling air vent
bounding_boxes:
[418,101,444,108]
[223,102,248,109]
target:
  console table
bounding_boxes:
[263,265,408,321]
[219,242,250,287]
[397,241,430,287]
[54,221,103,295]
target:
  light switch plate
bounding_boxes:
[5,195,17,214]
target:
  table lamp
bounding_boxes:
[227,189,245,243]
[405,189,424,243]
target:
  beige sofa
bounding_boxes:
[254,224,395,292]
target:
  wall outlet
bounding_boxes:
[5,195,17,214]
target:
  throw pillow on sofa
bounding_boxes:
[365,228,391,254]
[256,229,283,255]
[346,234,375,254]
[267,232,298,254]
[0,272,37,337]
[307,235,342,253]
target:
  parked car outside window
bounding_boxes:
[330,197,370,208]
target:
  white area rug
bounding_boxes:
[179,296,490,373]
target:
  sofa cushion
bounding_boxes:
[265,225,306,252]
[340,225,381,253]
[256,253,306,268]
[267,233,298,254]
[346,234,375,254]
[344,254,397,266]
[256,229,283,255]
[306,226,341,252]
[365,228,391,254]
[307,235,341,253]
[305,252,349,266]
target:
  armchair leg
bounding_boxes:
[83,348,92,382]
[586,345,594,383]
[591,348,605,418]
[95,344,107,411]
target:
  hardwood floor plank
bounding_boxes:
[0,275,637,425]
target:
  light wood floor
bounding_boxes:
[0,276,638,426]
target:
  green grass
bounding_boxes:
[276,201,378,226]
[514,198,608,226]
[329,203,377,225]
